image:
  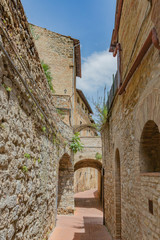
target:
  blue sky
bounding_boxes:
[21,0,117,111]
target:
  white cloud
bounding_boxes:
[77,50,117,94]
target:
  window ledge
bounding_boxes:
[140,172,160,177]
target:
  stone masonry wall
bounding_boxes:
[74,167,101,195]
[57,153,74,215]
[31,24,74,97]
[0,1,73,239]
[102,1,160,239]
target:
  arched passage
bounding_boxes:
[115,149,121,239]
[57,153,74,215]
[139,120,160,173]
[74,159,102,198]
[74,159,102,171]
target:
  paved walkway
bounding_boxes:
[49,189,112,240]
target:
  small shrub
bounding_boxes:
[38,158,42,164]
[22,166,28,173]
[41,61,55,93]
[6,87,12,92]
[70,132,84,154]
[42,126,46,132]
[95,152,102,160]
[24,153,31,159]
[29,25,40,40]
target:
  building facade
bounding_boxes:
[102,0,160,239]
[31,24,101,195]
[31,24,95,132]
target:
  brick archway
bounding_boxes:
[139,120,160,173]
[57,153,74,215]
[74,159,102,197]
[74,159,102,172]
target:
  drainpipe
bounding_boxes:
[72,43,80,126]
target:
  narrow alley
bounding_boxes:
[0,0,160,239]
[49,189,112,240]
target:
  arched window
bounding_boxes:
[139,120,160,173]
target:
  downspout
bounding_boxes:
[72,43,80,126]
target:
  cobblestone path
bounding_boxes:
[49,189,112,240]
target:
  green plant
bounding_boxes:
[6,87,12,92]
[56,108,65,119]
[70,132,84,154]
[29,25,40,40]
[42,126,46,132]
[24,153,31,159]
[22,165,28,173]
[38,158,42,164]
[95,152,102,160]
[41,61,55,93]
[93,86,108,131]
[0,124,5,129]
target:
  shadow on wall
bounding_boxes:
[57,153,74,214]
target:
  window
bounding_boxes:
[139,120,160,173]
[77,97,80,104]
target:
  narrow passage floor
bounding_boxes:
[49,189,112,240]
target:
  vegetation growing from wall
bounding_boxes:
[41,61,55,93]
[93,86,108,132]
[56,108,65,120]
[95,152,102,160]
[70,132,84,153]
[29,25,40,40]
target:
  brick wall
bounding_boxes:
[102,0,160,239]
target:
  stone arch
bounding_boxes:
[74,159,102,197]
[134,89,160,239]
[57,153,74,215]
[74,159,102,172]
[139,120,160,173]
[115,148,121,240]
[135,89,160,170]
[73,124,97,134]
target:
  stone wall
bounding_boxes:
[74,136,102,164]
[31,24,74,96]
[0,0,73,239]
[102,1,160,239]
[57,153,74,215]
[74,167,101,195]
[74,136,102,197]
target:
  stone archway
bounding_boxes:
[73,124,97,134]
[74,159,102,171]
[57,153,74,215]
[74,159,102,198]
[115,149,121,240]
